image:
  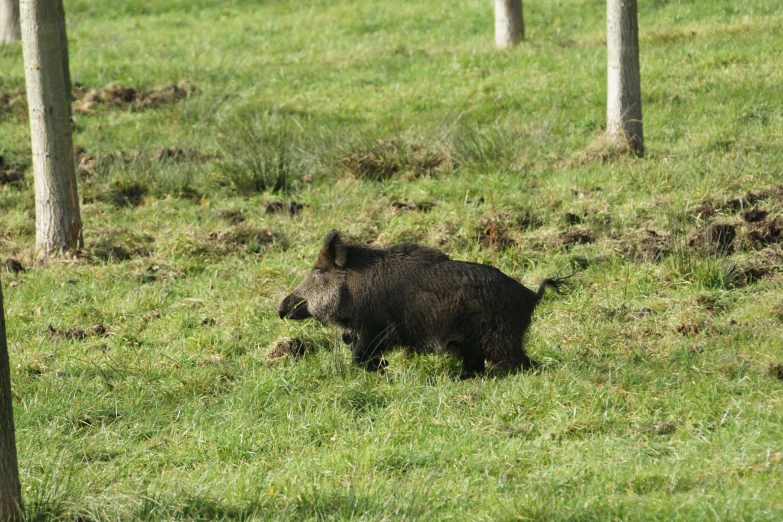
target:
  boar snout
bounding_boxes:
[277,294,312,320]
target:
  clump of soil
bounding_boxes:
[768,364,783,381]
[564,212,584,225]
[746,217,783,250]
[689,223,736,255]
[4,259,26,274]
[218,209,247,225]
[728,246,783,287]
[0,88,26,120]
[269,337,307,360]
[564,134,636,166]
[208,226,277,254]
[76,146,211,177]
[559,228,596,247]
[0,156,24,185]
[692,185,783,219]
[638,422,677,435]
[337,139,450,181]
[741,207,769,223]
[265,201,304,216]
[478,216,515,250]
[139,264,185,284]
[390,199,436,214]
[621,229,670,263]
[104,180,148,207]
[72,80,198,114]
[48,324,106,340]
[87,227,154,262]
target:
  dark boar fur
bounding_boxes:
[277,230,564,378]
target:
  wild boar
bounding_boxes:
[277,230,564,378]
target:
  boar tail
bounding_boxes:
[535,261,578,302]
[535,277,566,301]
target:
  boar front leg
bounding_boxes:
[459,343,486,379]
[350,329,391,372]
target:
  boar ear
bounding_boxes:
[322,230,348,268]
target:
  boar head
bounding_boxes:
[277,230,349,323]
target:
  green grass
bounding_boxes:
[2,0,783,519]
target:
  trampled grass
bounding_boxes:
[1,0,783,520]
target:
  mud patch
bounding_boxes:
[478,216,515,250]
[265,201,304,216]
[72,80,198,114]
[0,156,24,185]
[3,259,26,274]
[269,337,307,360]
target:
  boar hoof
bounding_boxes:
[341,330,358,345]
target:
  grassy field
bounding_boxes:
[2,0,783,519]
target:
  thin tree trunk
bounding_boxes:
[0,279,23,522]
[20,0,83,256]
[606,0,643,154]
[0,0,20,44]
[495,0,524,49]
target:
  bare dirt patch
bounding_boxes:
[72,80,198,114]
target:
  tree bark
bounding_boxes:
[0,0,20,44]
[55,0,70,100]
[0,279,23,522]
[20,0,83,256]
[606,0,643,154]
[495,0,524,49]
